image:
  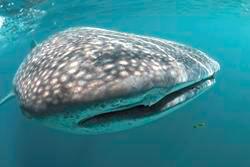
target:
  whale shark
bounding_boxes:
[0,27,220,134]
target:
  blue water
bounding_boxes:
[0,0,250,166]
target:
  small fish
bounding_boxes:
[193,122,207,129]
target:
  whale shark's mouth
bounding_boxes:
[78,75,215,129]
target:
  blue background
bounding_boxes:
[0,0,250,166]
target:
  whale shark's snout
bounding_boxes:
[13,27,220,134]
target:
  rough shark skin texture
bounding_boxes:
[13,27,220,134]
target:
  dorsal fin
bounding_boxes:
[30,39,38,50]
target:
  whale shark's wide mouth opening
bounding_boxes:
[77,75,215,128]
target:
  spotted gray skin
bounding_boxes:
[13,27,220,134]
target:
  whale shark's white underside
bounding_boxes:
[10,27,219,134]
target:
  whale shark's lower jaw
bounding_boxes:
[76,76,215,134]
[30,74,215,135]
[78,76,215,126]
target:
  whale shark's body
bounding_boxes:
[1,27,220,134]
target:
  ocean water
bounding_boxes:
[0,0,249,166]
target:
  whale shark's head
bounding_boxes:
[13,27,220,134]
